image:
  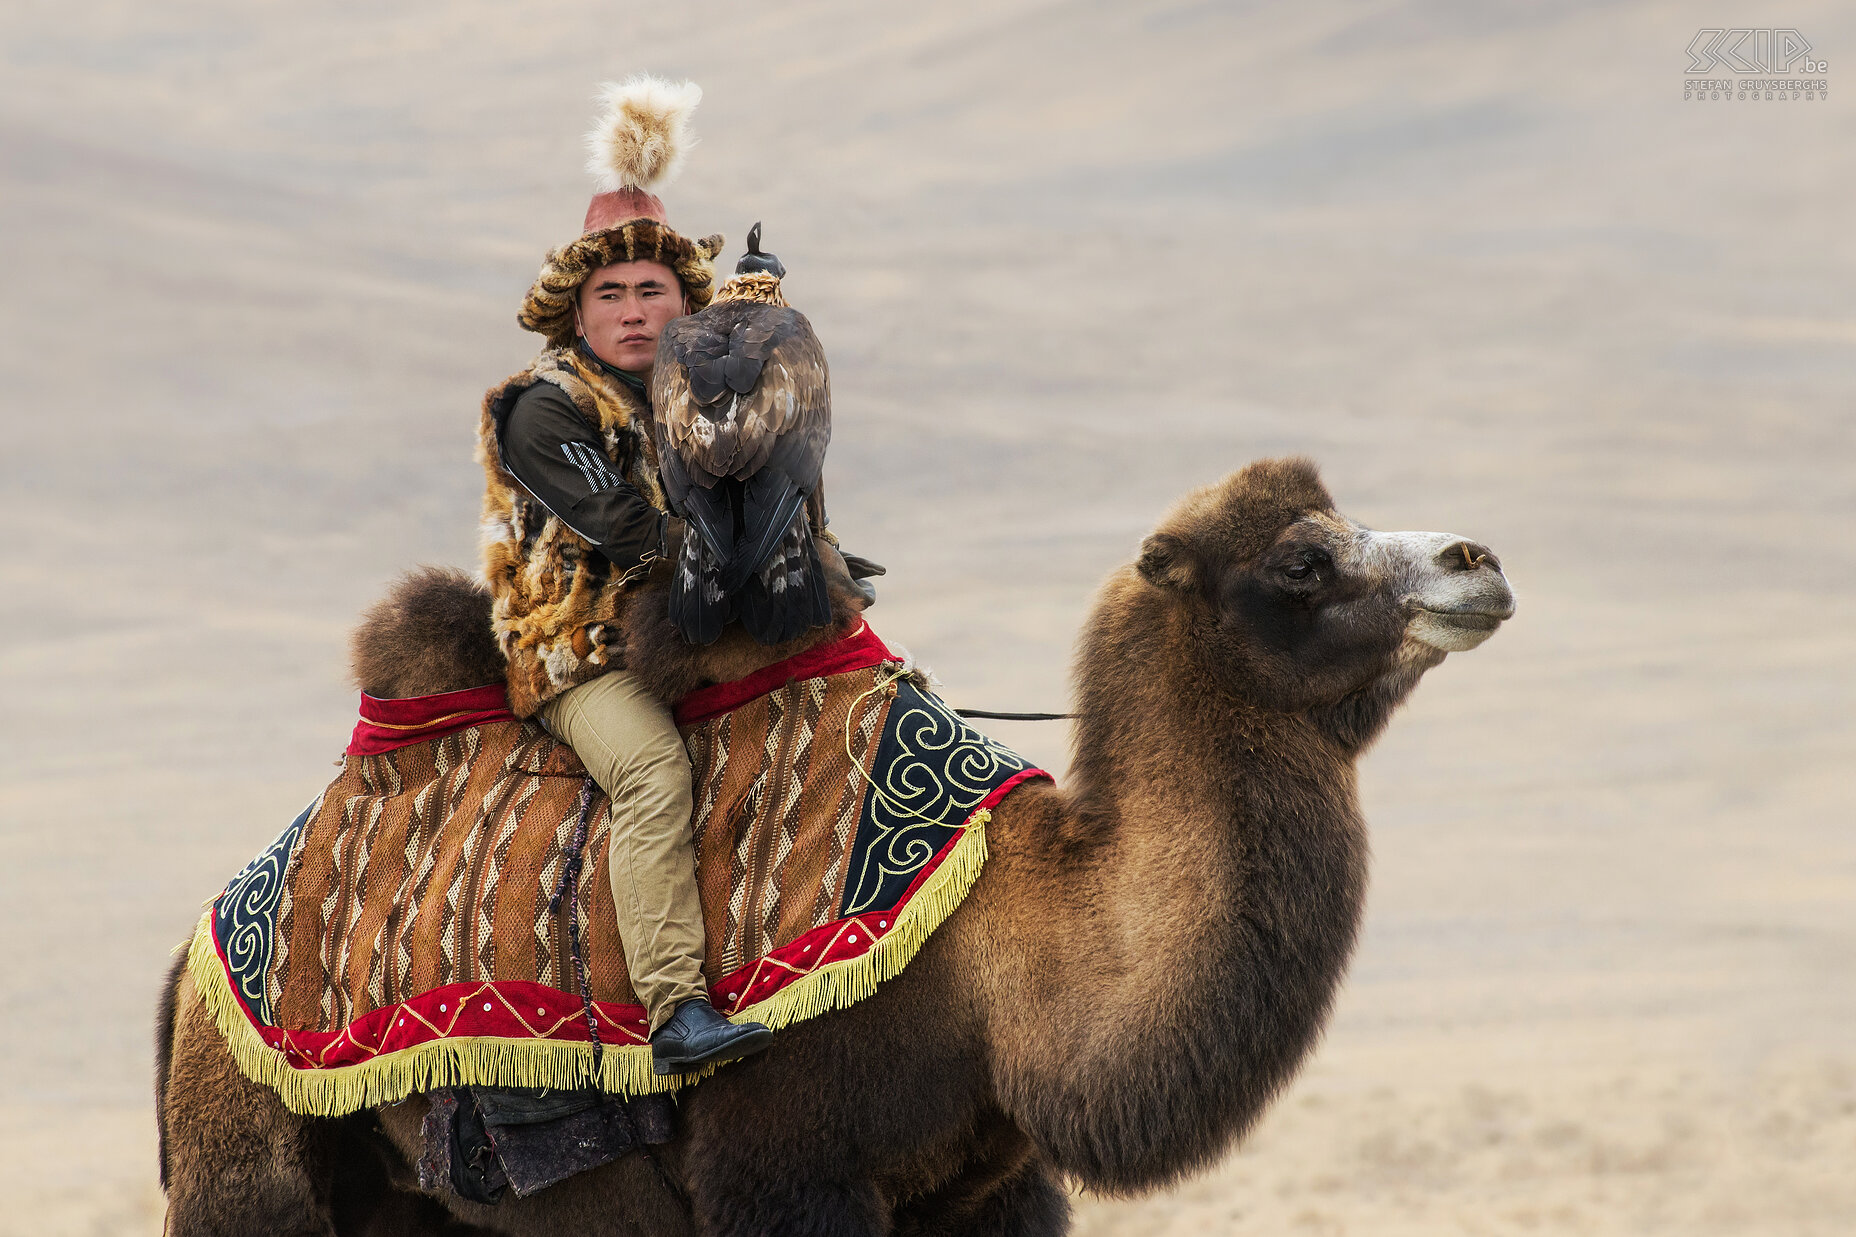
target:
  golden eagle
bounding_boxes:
[652,224,833,645]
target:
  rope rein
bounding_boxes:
[548,778,687,1202]
[843,665,952,829]
[842,662,1055,828]
[548,778,603,1076]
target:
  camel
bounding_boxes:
[156,456,1515,1236]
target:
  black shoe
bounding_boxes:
[650,999,774,1076]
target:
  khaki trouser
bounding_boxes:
[539,671,706,1032]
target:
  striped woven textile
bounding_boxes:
[188,626,1048,1116]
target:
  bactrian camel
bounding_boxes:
[156,457,1516,1236]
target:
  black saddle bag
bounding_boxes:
[417,1086,675,1203]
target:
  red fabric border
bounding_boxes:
[673,623,896,727]
[346,684,514,756]
[342,624,896,754]
[214,766,1052,1072]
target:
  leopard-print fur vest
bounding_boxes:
[477,347,667,717]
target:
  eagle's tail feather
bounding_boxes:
[677,480,734,572]
[736,510,831,646]
[723,470,809,596]
[669,519,732,646]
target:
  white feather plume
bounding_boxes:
[584,75,702,193]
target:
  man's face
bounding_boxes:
[574,258,688,373]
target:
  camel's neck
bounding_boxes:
[980,574,1371,1193]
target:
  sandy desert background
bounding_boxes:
[3,2,1853,1232]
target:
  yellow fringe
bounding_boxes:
[187,813,989,1118]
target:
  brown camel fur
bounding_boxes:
[157,458,1514,1236]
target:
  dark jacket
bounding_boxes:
[476,345,669,716]
[497,380,667,576]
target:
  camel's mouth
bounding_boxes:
[1408,603,1513,652]
[1416,607,1507,632]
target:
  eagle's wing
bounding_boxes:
[653,312,739,560]
[722,307,829,484]
[651,300,834,645]
[652,314,734,491]
[652,305,829,485]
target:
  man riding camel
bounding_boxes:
[475,78,808,1074]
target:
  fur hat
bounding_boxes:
[519,76,725,348]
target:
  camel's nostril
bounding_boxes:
[1439,541,1499,573]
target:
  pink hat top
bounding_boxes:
[583,187,668,234]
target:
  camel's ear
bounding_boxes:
[1138,533,1197,592]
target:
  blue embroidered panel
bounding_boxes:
[838,682,1034,917]
[212,795,317,1024]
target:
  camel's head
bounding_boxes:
[1136,457,1514,737]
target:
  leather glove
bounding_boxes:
[658,514,687,562]
[838,550,882,606]
[840,552,885,580]
[817,538,880,607]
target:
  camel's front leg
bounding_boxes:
[692,1164,888,1237]
[888,1118,1070,1237]
[676,1033,896,1237]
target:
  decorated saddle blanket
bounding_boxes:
[187,624,1049,1117]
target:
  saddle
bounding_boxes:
[188,623,1047,1119]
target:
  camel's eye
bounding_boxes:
[1282,549,1329,582]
